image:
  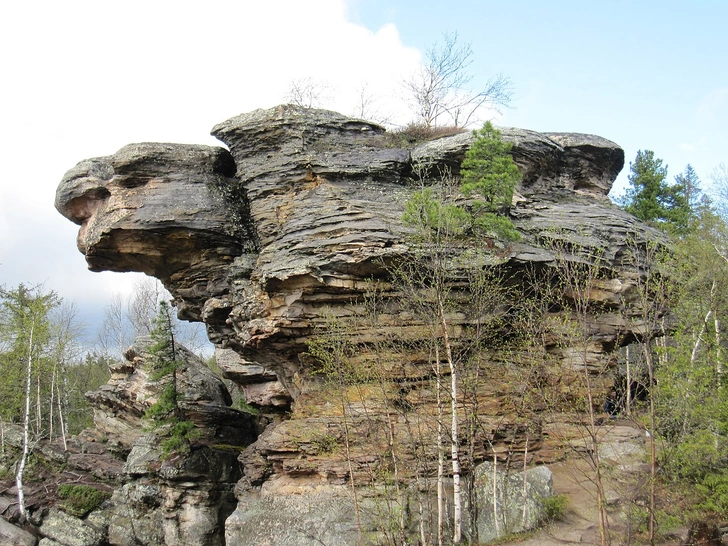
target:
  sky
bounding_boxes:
[1,0,726,346]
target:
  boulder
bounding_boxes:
[0,518,36,546]
[471,462,554,543]
[39,509,103,546]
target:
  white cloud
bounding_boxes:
[697,87,728,120]
[678,137,708,152]
[0,0,422,336]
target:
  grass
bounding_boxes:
[57,484,112,517]
[381,123,466,147]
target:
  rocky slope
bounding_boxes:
[45,105,664,545]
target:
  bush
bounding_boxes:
[541,493,569,522]
[383,123,465,147]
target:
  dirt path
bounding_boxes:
[513,420,664,546]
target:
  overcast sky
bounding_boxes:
[1,0,726,345]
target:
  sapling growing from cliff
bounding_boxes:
[404,121,520,243]
[144,301,197,457]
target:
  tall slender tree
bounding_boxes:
[0,284,59,519]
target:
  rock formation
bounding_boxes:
[45,105,662,545]
[0,338,256,546]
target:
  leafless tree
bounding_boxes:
[404,32,513,128]
[98,276,209,358]
[710,163,728,218]
[286,77,332,109]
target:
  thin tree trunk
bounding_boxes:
[640,343,656,546]
[35,374,41,437]
[493,452,499,537]
[56,379,67,451]
[435,343,445,546]
[522,435,529,528]
[582,352,609,546]
[691,309,713,364]
[626,346,632,417]
[17,323,34,519]
[339,391,363,545]
[437,294,461,544]
[49,367,56,441]
[715,316,723,376]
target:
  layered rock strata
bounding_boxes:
[0,338,256,546]
[52,105,662,544]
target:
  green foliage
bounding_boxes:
[145,384,178,421]
[57,484,111,517]
[311,432,338,454]
[461,121,520,213]
[403,121,521,242]
[161,420,199,456]
[540,493,569,522]
[64,352,112,434]
[143,301,197,457]
[697,472,728,516]
[236,399,261,415]
[402,187,470,237]
[0,284,60,425]
[472,212,521,242]
[619,150,698,236]
[148,300,178,376]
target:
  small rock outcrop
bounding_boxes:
[51,105,663,544]
[0,338,257,546]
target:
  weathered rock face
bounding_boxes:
[54,105,662,545]
[0,338,257,546]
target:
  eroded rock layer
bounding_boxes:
[52,105,662,545]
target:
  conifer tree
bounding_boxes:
[144,301,196,456]
[460,121,521,241]
[620,150,694,236]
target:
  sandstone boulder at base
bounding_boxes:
[471,462,554,543]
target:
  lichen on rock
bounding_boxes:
[51,105,664,545]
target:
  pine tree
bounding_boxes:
[460,121,521,241]
[144,301,197,456]
[620,150,694,236]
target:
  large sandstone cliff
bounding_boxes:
[47,105,660,545]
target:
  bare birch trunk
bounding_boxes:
[522,435,529,528]
[715,316,723,376]
[49,367,56,441]
[625,345,632,417]
[437,294,461,544]
[435,344,445,546]
[56,380,67,451]
[17,323,34,519]
[35,374,41,437]
[493,452,499,537]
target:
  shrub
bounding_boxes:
[541,493,569,522]
[383,123,465,147]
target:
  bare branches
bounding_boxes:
[404,32,513,128]
[285,77,332,109]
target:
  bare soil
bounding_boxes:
[510,419,690,546]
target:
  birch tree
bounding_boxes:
[404,32,513,128]
[0,284,59,519]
